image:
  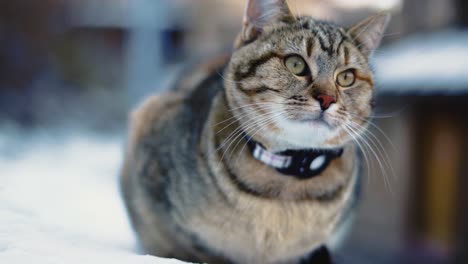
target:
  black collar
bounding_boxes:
[246,136,344,180]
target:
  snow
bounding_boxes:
[0,129,188,264]
[374,30,468,94]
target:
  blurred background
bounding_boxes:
[1,0,468,264]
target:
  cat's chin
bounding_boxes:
[295,118,334,129]
[270,117,346,151]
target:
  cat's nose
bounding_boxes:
[314,94,336,111]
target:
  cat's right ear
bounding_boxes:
[236,0,294,47]
[347,12,391,58]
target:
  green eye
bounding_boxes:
[285,55,308,76]
[336,69,356,87]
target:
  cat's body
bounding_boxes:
[121,61,358,263]
[121,1,389,263]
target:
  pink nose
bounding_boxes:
[315,94,336,111]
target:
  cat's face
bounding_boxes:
[225,0,389,151]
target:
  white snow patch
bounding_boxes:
[0,130,188,264]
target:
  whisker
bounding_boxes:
[233,113,285,166]
[216,110,284,155]
[342,125,373,188]
[345,123,394,196]
[346,112,400,155]
[215,105,280,134]
[228,102,286,112]
[216,110,277,150]
[347,121,397,182]
[216,111,287,170]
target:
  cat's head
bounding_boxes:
[224,0,390,151]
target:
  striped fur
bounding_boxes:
[121,1,389,263]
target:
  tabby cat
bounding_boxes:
[120,0,390,263]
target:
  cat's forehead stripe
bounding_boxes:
[311,23,348,58]
[306,37,314,57]
[233,51,281,81]
[269,18,350,59]
[344,46,350,65]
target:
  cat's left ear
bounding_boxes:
[236,0,294,47]
[347,13,391,58]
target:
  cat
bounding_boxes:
[120,0,390,263]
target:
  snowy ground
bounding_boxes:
[0,128,186,264]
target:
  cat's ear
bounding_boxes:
[347,13,390,58]
[238,0,294,45]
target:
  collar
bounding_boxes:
[246,136,344,180]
